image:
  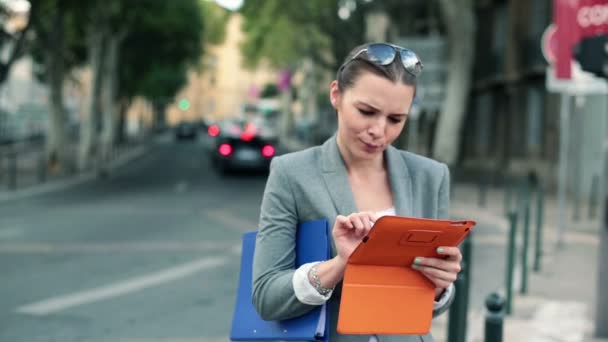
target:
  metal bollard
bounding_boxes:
[450,168,457,200]
[533,186,545,272]
[484,293,505,342]
[8,151,17,190]
[447,234,473,342]
[589,174,599,219]
[478,172,487,208]
[37,151,47,183]
[505,211,518,315]
[504,177,513,216]
[503,177,514,216]
[521,196,531,295]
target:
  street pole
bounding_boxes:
[594,131,608,338]
[556,93,570,248]
[572,95,585,222]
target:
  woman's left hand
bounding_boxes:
[411,247,462,299]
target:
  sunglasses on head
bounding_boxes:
[347,43,423,77]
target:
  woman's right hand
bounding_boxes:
[332,212,378,264]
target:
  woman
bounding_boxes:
[252,43,462,342]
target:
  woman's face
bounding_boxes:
[330,71,414,162]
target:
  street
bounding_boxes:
[0,136,267,342]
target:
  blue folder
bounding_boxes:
[230,220,331,341]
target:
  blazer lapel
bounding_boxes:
[319,136,359,215]
[319,136,414,217]
[385,145,414,217]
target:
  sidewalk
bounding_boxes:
[436,182,606,342]
[0,140,149,203]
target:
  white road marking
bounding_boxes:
[15,256,227,315]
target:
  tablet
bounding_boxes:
[337,215,476,336]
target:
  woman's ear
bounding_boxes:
[329,80,340,109]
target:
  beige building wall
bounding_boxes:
[167,14,278,125]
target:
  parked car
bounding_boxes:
[174,122,198,141]
[211,119,278,173]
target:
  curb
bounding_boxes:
[0,145,148,203]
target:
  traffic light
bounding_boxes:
[574,34,608,79]
[178,98,190,111]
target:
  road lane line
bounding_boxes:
[15,256,227,315]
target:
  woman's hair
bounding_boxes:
[336,43,417,94]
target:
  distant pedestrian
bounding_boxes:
[252,42,463,342]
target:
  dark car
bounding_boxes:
[211,119,278,173]
[174,122,198,141]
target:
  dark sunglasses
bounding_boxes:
[347,43,423,77]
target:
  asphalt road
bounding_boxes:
[0,135,268,342]
[0,134,508,342]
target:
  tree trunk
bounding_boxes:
[99,33,124,174]
[116,98,130,145]
[79,28,105,171]
[365,10,390,42]
[299,58,319,144]
[45,50,69,172]
[42,9,70,173]
[279,88,293,144]
[433,0,476,165]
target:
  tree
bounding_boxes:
[30,0,87,171]
[74,0,205,170]
[431,0,476,165]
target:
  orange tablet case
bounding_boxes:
[337,216,476,336]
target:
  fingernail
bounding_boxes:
[414,257,423,264]
[412,264,420,270]
[437,247,444,254]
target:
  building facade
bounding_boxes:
[461,0,607,198]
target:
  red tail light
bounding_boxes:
[241,123,258,142]
[241,132,255,142]
[208,125,220,137]
[261,145,275,158]
[218,144,232,156]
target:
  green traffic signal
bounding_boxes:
[178,98,191,111]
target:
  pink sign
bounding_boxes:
[277,69,292,92]
[248,85,260,99]
[554,0,608,79]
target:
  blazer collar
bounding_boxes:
[319,135,413,216]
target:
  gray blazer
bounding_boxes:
[252,136,453,342]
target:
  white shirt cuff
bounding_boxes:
[433,283,454,310]
[292,261,333,305]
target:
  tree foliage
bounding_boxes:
[239,0,442,72]
[119,0,204,105]
[28,0,87,83]
[240,0,337,70]
[199,0,229,46]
